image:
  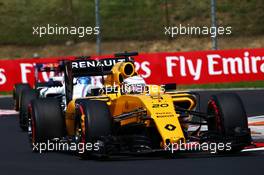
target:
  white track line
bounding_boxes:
[0,95,12,98]
[242,147,264,152]
[0,109,18,116]
[186,88,264,91]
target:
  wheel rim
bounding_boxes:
[75,105,86,155]
[28,104,36,144]
[208,99,222,133]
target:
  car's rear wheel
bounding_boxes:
[13,83,31,111]
[207,93,251,153]
[19,89,37,131]
[74,100,112,158]
[29,98,65,146]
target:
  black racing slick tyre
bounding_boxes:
[75,100,112,158]
[13,83,31,111]
[19,89,37,131]
[29,98,65,145]
[207,93,251,153]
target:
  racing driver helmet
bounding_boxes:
[122,75,146,94]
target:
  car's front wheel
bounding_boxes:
[207,93,251,153]
[74,99,113,158]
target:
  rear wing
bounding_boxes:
[65,58,128,104]
[68,57,134,77]
[64,52,138,104]
[34,61,65,84]
[35,62,64,72]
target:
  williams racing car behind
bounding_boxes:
[14,62,65,131]
[27,52,252,158]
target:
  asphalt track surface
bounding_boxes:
[0,90,264,175]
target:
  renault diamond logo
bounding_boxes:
[165,124,176,131]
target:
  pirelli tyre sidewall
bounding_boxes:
[29,98,65,145]
[207,93,251,153]
[19,89,37,131]
[14,83,31,111]
[75,99,113,158]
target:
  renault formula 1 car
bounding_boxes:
[28,52,252,158]
[14,62,65,131]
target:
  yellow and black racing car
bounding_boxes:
[28,52,251,158]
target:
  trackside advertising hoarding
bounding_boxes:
[0,48,263,91]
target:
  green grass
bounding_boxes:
[0,91,12,95]
[0,0,263,45]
